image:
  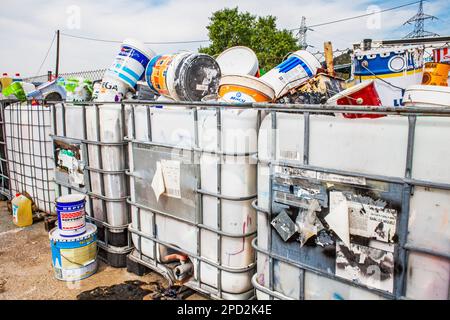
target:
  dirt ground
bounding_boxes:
[0,201,206,300]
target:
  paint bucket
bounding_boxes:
[146,52,221,101]
[403,85,450,108]
[422,62,449,87]
[49,223,97,281]
[216,46,259,76]
[55,194,87,237]
[260,50,321,99]
[94,76,128,102]
[353,46,424,106]
[145,54,174,97]
[433,47,450,63]
[327,80,384,119]
[218,74,275,103]
[106,38,155,90]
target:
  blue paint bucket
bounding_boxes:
[49,223,98,281]
[56,194,87,237]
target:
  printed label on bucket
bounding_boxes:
[59,209,85,230]
[222,91,255,103]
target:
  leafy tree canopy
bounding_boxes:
[199,7,299,71]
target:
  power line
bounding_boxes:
[60,32,210,45]
[289,0,422,30]
[35,32,56,76]
[57,1,423,49]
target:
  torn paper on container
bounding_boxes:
[348,200,397,243]
[326,191,350,247]
[295,199,323,246]
[336,241,394,293]
[151,161,165,202]
[57,149,85,187]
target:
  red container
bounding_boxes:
[327,80,384,119]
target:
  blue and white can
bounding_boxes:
[353,46,424,106]
[56,194,86,237]
[49,223,97,281]
[260,50,321,98]
[106,38,155,90]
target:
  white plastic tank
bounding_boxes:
[256,111,450,300]
[128,103,259,299]
[53,103,130,232]
[4,102,55,213]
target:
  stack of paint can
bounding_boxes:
[216,48,321,104]
[49,194,98,281]
[94,39,155,102]
[145,51,221,101]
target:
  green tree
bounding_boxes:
[199,8,299,71]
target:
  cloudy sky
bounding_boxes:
[0,0,449,77]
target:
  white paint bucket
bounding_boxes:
[403,85,450,108]
[56,194,87,237]
[106,38,155,90]
[260,50,321,98]
[218,74,275,103]
[353,46,424,106]
[216,46,259,76]
[94,76,128,102]
[49,223,97,281]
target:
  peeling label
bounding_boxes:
[348,201,397,243]
[336,241,394,293]
[317,172,366,186]
[274,166,316,179]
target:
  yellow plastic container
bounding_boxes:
[11,193,33,227]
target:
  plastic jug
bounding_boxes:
[11,193,33,227]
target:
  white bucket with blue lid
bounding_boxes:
[260,50,321,98]
[106,38,155,90]
[56,194,87,237]
[49,223,98,281]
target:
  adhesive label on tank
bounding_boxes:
[160,159,181,198]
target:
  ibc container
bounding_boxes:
[254,108,450,300]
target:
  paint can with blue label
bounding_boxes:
[95,39,154,102]
[106,38,154,90]
[353,46,424,106]
[260,50,321,98]
[49,223,97,281]
[56,194,87,237]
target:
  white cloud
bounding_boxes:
[0,0,448,77]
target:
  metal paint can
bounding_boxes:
[49,223,97,281]
[56,194,86,237]
[218,74,275,103]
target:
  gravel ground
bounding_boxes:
[0,201,206,300]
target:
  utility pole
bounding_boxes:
[403,0,439,38]
[55,30,60,78]
[298,16,309,49]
